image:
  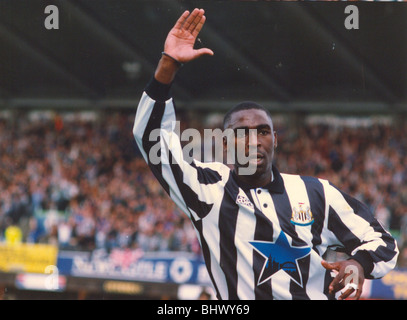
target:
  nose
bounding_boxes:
[247,129,259,147]
[246,130,260,157]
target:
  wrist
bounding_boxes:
[348,252,372,278]
[154,54,182,84]
[162,52,184,67]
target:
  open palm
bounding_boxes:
[164,9,214,64]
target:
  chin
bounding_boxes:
[236,165,266,179]
[252,164,273,181]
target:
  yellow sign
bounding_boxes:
[0,243,58,274]
[103,281,144,295]
[382,270,407,286]
[5,226,23,245]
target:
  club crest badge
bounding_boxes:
[291,202,314,226]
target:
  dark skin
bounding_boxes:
[224,109,277,187]
[153,8,365,300]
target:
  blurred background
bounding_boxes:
[0,0,406,300]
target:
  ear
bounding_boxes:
[273,131,278,149]
[223,136,234,169]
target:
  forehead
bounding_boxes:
[228,109,272,129]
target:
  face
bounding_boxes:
[224,109,277,187]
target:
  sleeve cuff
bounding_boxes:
[349,250,374,279]
[145,76,173,102]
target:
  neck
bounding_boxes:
[234,169,274,188]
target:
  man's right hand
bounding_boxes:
[155,8,214,84]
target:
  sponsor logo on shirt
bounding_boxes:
[236,194,254,209]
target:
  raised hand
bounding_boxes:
[154,8,214,84]
[164,8,214,64]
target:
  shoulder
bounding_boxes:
[191,159,232,185]
[280,172,331,196]
[280,172,327,186]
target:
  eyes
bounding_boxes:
[258,128,271,136]
[234,127,271,139]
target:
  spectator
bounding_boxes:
[0,111,405,263]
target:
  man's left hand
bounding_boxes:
[321,259,365,300]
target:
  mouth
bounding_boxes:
[248,153,265,165]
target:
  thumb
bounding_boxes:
[194,48,214,58]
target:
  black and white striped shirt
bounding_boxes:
[133,77,399,300]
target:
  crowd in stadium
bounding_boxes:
[0,111,406,266]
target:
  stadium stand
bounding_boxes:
[0,111,406,269]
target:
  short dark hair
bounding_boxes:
[223,101,273,129]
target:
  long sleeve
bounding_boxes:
[133,77,229,223]
[324,182,399,279]
[132,77,399,299]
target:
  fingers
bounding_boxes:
[321,260,346,294]
[183,8,204,32]
[321,260,363,300]
[173,10,190,30]
[338,283,356,300]
[321,260,339,271]
[174,8,206,36]
[192,14,206,38]
[354,287,362,300]
[164,8,213,65]
[338,282,362,300]
[329,268,345,294]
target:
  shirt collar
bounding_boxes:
[232,165,285,194]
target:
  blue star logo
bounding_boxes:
[249,231,311,287]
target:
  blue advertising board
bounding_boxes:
[57,249,212,285]
[369,269,407,300]
[56,249,407,299]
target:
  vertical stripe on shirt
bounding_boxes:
[234,189,257,299]
[249,189,274,299]
[218,176,240,299]
[134,87,399,300]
